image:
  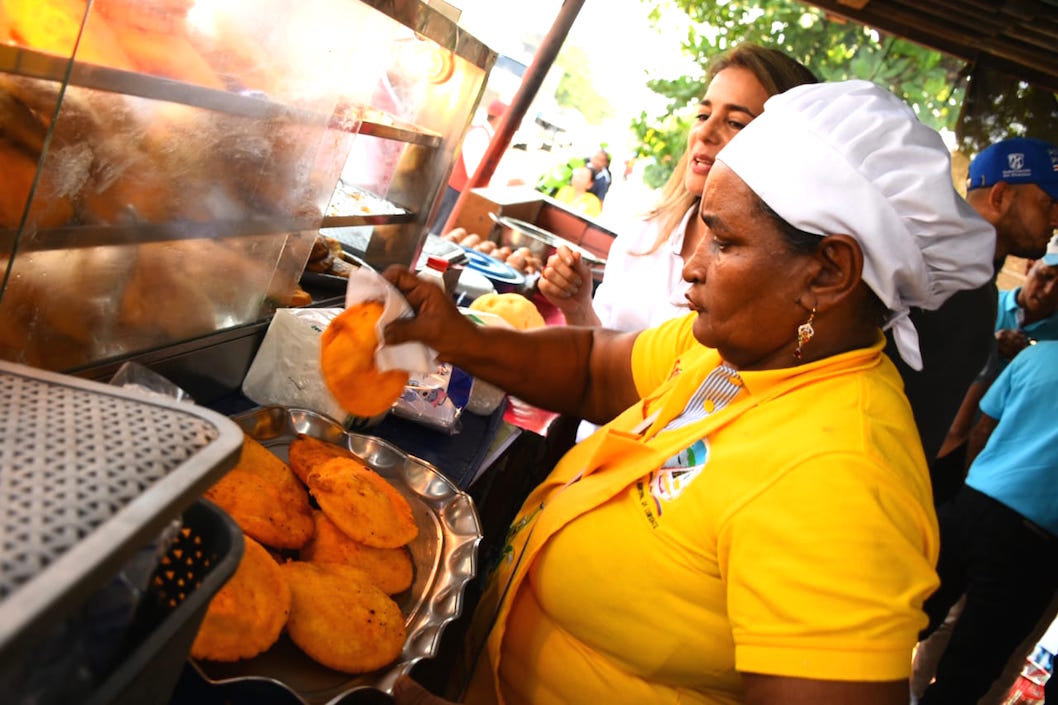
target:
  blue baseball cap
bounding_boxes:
[967,137,1058,199]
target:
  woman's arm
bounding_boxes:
[383,266,639,422]
[742,674,909,705]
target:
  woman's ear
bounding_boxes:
[808,234,863,309]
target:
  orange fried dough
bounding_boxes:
[287,432,361,485]
[319,300,408,418]
[300,510,414,594]
[280,561,406,674]
[203,434,314,549]
[307,457,418,549]
[190,535,291,662]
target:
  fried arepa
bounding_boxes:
[319,300,408,418]
[300,510,414,594]
[190,535,291,662]
[288,432,360,485]
[204,435,314,549]
[280,561,406,674]
[307,457,418,549]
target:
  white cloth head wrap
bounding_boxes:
[716,80,995,370]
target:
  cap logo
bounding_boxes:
[999,151,1034,180]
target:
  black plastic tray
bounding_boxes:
[87,500,244,705]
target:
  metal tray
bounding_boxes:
[189,406,482,704]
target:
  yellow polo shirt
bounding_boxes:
[466,313,939,705]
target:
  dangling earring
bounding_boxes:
[794,308,816,360]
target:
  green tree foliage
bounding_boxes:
[554,44,616,126]
[633,0,967,187]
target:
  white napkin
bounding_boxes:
[344,267,435,374]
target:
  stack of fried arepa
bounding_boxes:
[190,433,417,674]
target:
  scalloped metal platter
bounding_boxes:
[189,406,482,704]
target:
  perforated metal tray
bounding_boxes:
[0,360,244,662]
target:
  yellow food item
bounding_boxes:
[2,0,137,70]
[288,432,360,485]
[288,286,312,307]
[301,510,414,595]
[319,301,409,418]
[307,457,418,549]
[190,535,291,662]
[469,292,546,331]
[281,561,407,674]
[203,435,314,550]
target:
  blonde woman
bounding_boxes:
[539,44,818,330]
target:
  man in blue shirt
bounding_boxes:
[918,341,1058,704]
[994,235,1058,371]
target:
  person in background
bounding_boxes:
[993,237,1058,371]
[553,165,603,218]
[925,137,1058,503]
[538,43,818,331]
[430,99,508,234]
[915,340,1058,705]
[383,79,994,705]
[587,148,612,202]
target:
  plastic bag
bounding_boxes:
[391,363,473,434]
[242,307,382,428]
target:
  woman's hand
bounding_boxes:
[538,246,600,326]
[392,675,458,705]
[382,265,481,362]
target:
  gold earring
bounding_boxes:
[794,308,816,360]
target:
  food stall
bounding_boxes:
[0,1,546,703]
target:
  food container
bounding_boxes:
[461,248,525,294]
[187,406,483,703]
[487,213,607,266]
[0,360,244,705]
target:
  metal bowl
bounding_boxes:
[488,213,606,266]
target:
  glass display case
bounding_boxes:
[0,0,495,374]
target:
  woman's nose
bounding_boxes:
[681,237,710,283]
[692,117,721,145]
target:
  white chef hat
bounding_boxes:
[716,79,995,370]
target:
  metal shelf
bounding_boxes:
[0,44,442,147]
[2,216,321,251]
[319,211,418,228]
[358,115,442,148]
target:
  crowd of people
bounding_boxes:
[399,41,1058,705]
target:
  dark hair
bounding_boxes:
[755,195,890,324]
[755,196,822,255]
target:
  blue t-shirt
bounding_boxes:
[967,341,1058,536]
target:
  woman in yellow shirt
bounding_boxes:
[554,166,603,218]
[381,81,995,705]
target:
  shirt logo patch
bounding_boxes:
[635,439,709,526]
[653,438,708,500]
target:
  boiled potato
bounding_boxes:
[441,227,466,243]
